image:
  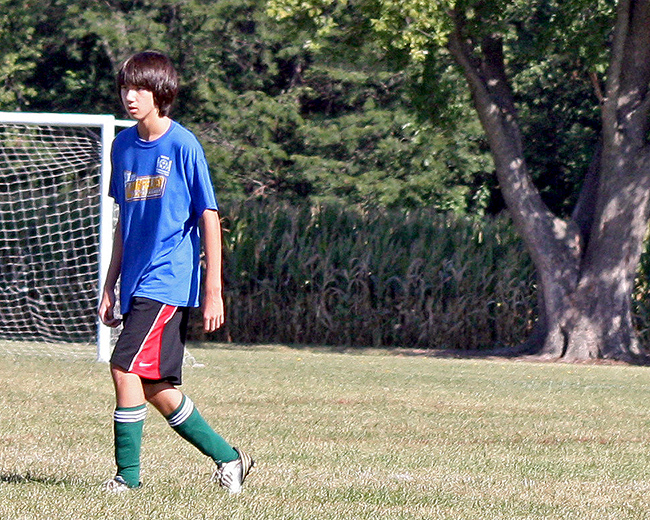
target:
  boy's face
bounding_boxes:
[121,85,159,121]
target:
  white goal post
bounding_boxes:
[0,112,133,362]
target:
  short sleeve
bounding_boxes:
[186,143,218,215]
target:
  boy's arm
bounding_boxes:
[199,209,225,332]
[98,216,123,328]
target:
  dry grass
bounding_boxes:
[215,203,536,350]
[3,343,650,519]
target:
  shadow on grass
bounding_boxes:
[187,340,650,366]
[0,472,69,486]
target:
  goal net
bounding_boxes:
[0,112,128,361]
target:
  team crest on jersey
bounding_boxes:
[156,155,173,176]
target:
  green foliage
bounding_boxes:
[269,0,617,214]
[633,235,650,349]
[515,56,601,215]
[0,0,620,213]
[366,0,616,65]
[0,0,495,212]
[0,0,43,109]
[505,3,612,215]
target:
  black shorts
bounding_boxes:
[110,297,189,386]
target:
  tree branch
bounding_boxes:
[621,0,650,138]
[601,0,650,141]
[571,138,601,253]
[602,0,630,118]
[589,71,604,104]
[445,9,581,283]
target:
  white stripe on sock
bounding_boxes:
[167,397,194,428]
[114,407,148,423]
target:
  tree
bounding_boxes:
[0,0,46,110]
[269,0,650,361]
[0,0,490,210]
[186,0,493,210]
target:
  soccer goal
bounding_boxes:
[0,112,133,362]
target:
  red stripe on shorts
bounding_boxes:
[129,304,177,380]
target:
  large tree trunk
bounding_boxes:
[544,149,650,360]
[447,0,650,361]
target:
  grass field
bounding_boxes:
[3,343,650,519]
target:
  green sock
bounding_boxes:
[113,404,147,488]
[166,395,238,464]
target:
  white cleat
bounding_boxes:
[102,475,131,492]
[212,448,255,494]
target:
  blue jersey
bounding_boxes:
[109,121,218,315]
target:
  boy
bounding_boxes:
[98,50,253,493]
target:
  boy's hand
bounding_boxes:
[203,292,225,332]
[98,288,122,328]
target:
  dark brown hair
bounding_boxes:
[117,51,179,117]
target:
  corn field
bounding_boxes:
[189,202,538,351]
